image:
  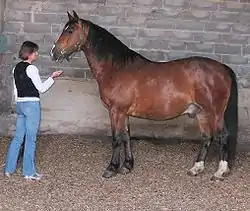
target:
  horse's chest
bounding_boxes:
[98,85,115,107]
[98,83,131,108]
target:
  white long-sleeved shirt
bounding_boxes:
[13,64,54,102]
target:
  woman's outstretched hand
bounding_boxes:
[51,70,63,79]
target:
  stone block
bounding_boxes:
[215,44,241,55]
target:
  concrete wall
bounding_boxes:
[1,0,250,149]
[0,0,12,113]
[0,0,5,32]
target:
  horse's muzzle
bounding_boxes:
[50,43,74,62]
[50,44,64,62]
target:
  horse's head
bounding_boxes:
[50,10,88,62]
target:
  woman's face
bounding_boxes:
[28,51,38,61]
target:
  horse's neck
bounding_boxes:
[83,47,111,82]
[82,43,150,83]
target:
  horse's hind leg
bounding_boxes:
[188,112,213,176]
[209,94,231,181]
[211,125,230,181]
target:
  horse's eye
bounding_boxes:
[68,29,73,34]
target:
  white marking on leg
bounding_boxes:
[188,161,205,175]
[213,160,229,179]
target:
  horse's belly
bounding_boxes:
[127,98,189,120]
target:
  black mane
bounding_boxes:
[83,19,149,67]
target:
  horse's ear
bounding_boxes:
[67,11,74,21]
[72,10,79,21]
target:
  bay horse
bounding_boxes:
[50,11,238,181]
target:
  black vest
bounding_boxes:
[14,62,40,98]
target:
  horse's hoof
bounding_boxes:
[210,175,224,182]
[187,161,204,177]
[102,170,117,178]
[187,170,198,176]
[118,166,131,175]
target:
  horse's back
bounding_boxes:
[147,56,232,94]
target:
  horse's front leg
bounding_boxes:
[102,108,129,178]
[118,118,134,175]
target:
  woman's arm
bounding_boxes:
[26,65,54,93]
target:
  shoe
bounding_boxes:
[4,172,11,177]
[24,173,42,181]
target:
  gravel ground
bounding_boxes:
[0,135,249,211]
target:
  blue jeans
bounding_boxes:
[5,101,41,176]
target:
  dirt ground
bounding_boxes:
[0,135,249,211]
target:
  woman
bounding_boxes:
[4,41,63,180]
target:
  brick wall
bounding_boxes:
[3,0,250,82]
[1,0,250,145]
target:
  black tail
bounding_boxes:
[224,65,238,168]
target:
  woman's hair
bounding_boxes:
[18,41,39,60]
